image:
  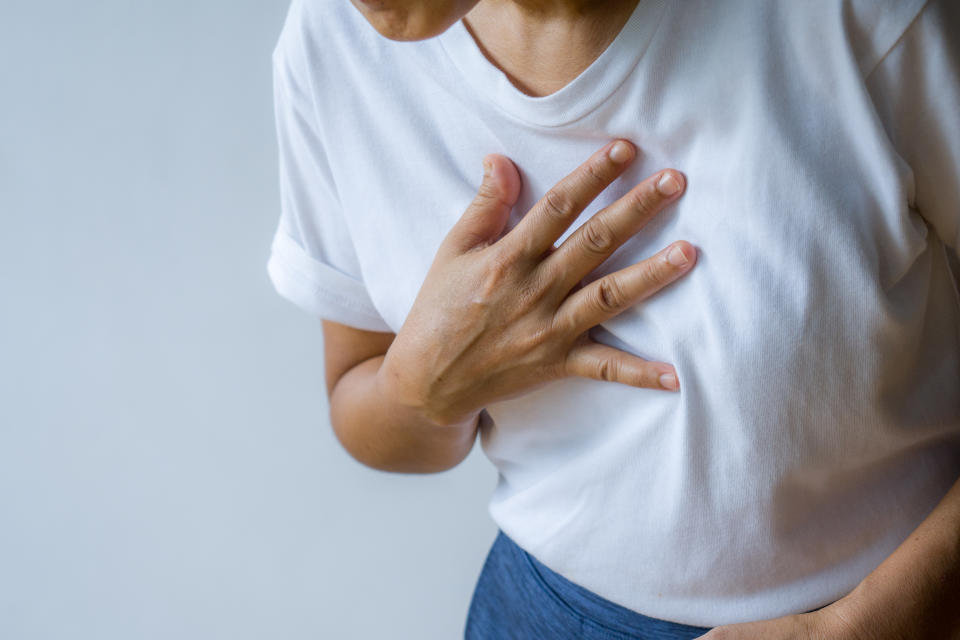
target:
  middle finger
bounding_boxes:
[540,168,686,295]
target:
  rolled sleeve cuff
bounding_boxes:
[266,229,393,333]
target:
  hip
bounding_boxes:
[465,530,712,640]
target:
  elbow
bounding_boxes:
[330,419,473,475]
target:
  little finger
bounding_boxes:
[564,340,680,391]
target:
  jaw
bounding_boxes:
[349,0,473,41]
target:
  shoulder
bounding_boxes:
[704,0,930,75]
[751,0,932,77]
[837,0,930,75]
[272,0,446,111]
[667,0,929,78]
[272,0,398,85]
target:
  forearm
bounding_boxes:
[838,473,960,639]
[328,355,480,473]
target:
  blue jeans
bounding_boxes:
[465,530,712,639]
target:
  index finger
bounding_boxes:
[504,140,636,259]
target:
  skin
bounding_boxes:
[347,0,477,41]
[326,142,691,471]
[330,0,960,636]
[350,0,641,95]
[463,0,641,96]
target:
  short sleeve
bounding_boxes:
[266,1,392,332]
[864,0,960,251]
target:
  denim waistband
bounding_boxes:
[505,531,711,639]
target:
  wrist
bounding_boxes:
[809,590,872,640]
[376,352,481,431]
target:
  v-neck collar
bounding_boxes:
[437,0,667,128]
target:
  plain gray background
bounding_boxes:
[0,1,498,638]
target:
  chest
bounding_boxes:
[321,25,922,336]
[334,119,919,340]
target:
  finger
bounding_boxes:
[442,154,522,256]
[543,169,685,292]
[555,241,696,333]
[564,340,679,391]
[504,140,636,259]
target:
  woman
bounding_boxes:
[266,0,960,636]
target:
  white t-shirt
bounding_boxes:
[266,0,960,627]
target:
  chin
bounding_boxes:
[349,0,467,41]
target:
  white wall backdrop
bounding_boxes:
[0,2,498,638]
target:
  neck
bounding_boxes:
[463,0,640,96]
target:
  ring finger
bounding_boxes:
[553,240,697,335]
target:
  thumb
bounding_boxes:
[445,154,521,254]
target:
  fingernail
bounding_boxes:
[667,244,690,267]
[482,159,492,179]
[608,141,633,164]
[659,372,679,391]
[657,172,681,196]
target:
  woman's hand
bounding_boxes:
[378,140,695,428]
[695,600,867,640]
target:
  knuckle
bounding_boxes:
[510,322,545,355]
[478,249,513,290]
[627,183,661,220]
[596,357,618,382]
[528,262,563,300]
[515,278,548,312]
[594,275,628,313]
[532,320,564,353]
[475,180,505,207]
[579,219,615,256]
[514,320,568,373]
[551,299,587,341]
[583,160,610,190]
[561,349,580,379]
[477,249,547,312]
[542,187,577,222]
[545,357,568,382]
[539,356,576,381]
[640,257,672,288]
[475,181,497,202]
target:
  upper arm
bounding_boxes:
[321,320,395,397]
[266,4,392,332]
[864,0,960,251]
